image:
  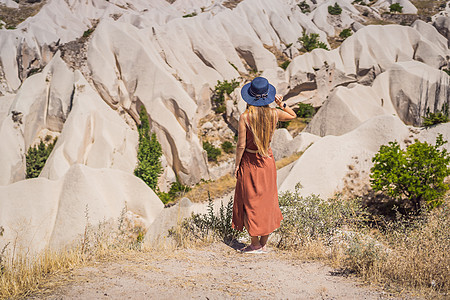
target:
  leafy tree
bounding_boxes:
[134,106,163,191]
[296,103,316,118]
[370,134,450,210]
[422,104,449,127]
[389,3,403,13]
[298,32,329,52]
[328,3,342,15]
[339,28,353,40]
[203,141,221,162]
[26,139,57,178]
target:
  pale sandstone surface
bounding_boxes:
[306,61,450,136]
[0,164,163,254]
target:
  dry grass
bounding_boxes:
[411,0,447,17]
[182,174,237,203]
[0,208,160,299]
[284,117,309,137]
[275,151,303,169]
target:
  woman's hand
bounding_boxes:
[234,165,239,178]
[274,94,283,108]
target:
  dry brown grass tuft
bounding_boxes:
[275,151,304,170]
[284,118,309,137]
[182,174,237,203]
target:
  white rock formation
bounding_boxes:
[0,0,18,9]
[279,115,411,198]
[286,24,450,107]
[372,0,418,14]
[306,61,450,136]
[0,164,164,254]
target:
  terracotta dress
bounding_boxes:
[232,125,283,236]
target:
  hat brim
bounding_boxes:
[240,82,276,106]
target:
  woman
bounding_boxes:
[232,77,296,253]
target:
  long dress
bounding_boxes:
[232,124,283,236]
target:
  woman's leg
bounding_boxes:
[244,213,261,248]
[259,235,269,247]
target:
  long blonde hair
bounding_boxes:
[245,105,278,157]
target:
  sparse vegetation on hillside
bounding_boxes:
[339,28,353,40]
[328,3,342,15]
[203,141,222,162]
[422,104,449,127]
[298,1,311,13]
[26,137,57,178]
[299,32,329,52]
[279,60,290,70]
[370,134,450,211]
[158,179,192,204]
[211,79,239,114]
[389,3,403,13]
[134,106,163,191]
[296,102,316,118]
[221,141,234,154]
[0,0,45,29]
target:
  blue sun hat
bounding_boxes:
[241,77,276,106]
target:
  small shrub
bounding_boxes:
[182,12,197,18]
[228,62,238,71]
[298,32,329,52]
[422,104,449,127]
[26,139,57,178]
[298,1,311,13]
[221,141,234,154]
[339,28,352,40]
[328,3,342,15]
[370,134,450,210]
[443,68,450,76]
[280,60,290,70]
[275,183,367,249]
[296,103,316,118]
[203,141,221,162]
[389,3,402,13]
[82,27,94,38]
[170,195,244,244]
[212,79,239,104]
[134,106,163,191]
[157,179,192,204]
[278,120,291,128]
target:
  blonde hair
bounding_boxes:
[245,105,278,157]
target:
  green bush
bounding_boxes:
[83,27,94,38]
[134,106,163,191]
[26,139,57,179]
[443,68,450,76]
[203,141,221,162]
[275,183,367,248]
[422,104,449,127]
[339,28,353,40]
[280,60,291,70]
[298,32,329,52]
[157,179,192,204]
[370,134,450,210]
[328,3,342,15]
[212,79,239,113]
[170,195,244,244]
[389,3,403,13]
[298,1,311,13]
[212,79,239,104]
[182,12,197,18]
[296,103,316,118]
[221,141,234,154]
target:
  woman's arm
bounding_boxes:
[274,94,296,121]
[234,113,247,178]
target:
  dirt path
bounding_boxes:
[31,243,408,300]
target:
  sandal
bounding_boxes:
[238,244,263,254]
